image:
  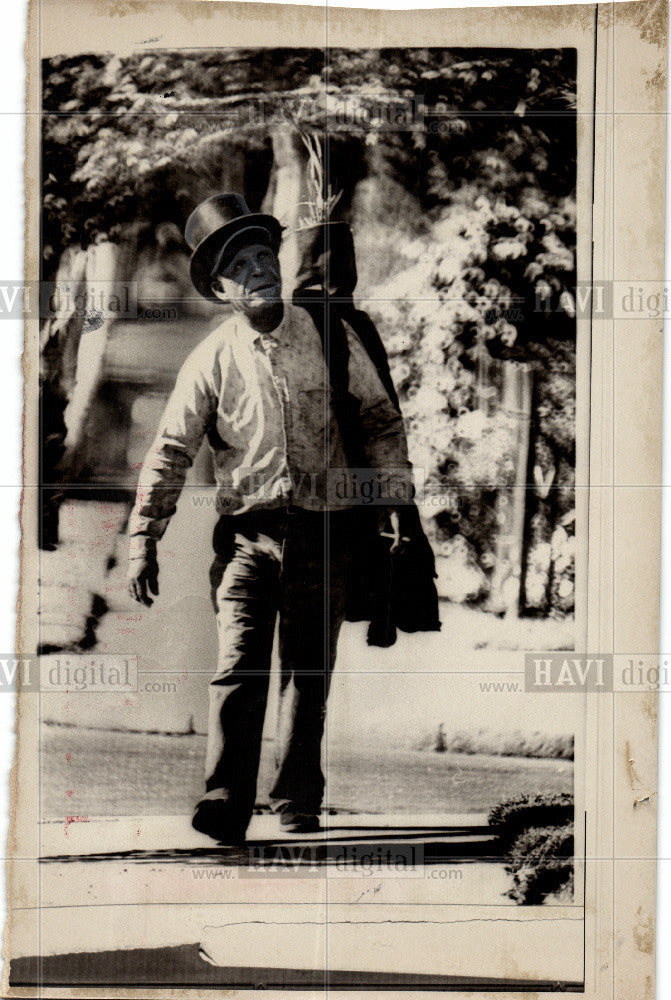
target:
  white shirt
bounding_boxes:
[128,302,412,557]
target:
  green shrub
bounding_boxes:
[416,726,574,760]
[504,823,574,905]
[488,791,574,851]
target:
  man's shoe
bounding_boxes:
[279,813,321,834]
[192,799,247,844]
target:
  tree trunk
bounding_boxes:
[269,127,309,292]
[39,246,89,548]
[62,241,121,463]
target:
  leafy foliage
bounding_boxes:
[42,48,575,261]
[488,791,574,850]
[504,823,574,904]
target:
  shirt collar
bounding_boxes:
[234,304,289,346]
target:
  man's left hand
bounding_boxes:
[378,508,412,555]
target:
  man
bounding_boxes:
[127,193,415,843]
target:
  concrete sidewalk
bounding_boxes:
[23,812,515,924]
[38,811,494,860]
[21,812,572,933]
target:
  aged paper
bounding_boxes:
[4,0,665,995]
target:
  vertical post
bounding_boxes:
[475,331,497,414]
[487,361,533,617]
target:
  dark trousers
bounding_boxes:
[203,508,351,828]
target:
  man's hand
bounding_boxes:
[378,508,412,555]
[128,553,160,606]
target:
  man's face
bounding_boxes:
[211,242,282,319]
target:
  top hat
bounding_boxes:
[185,193,283,301]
